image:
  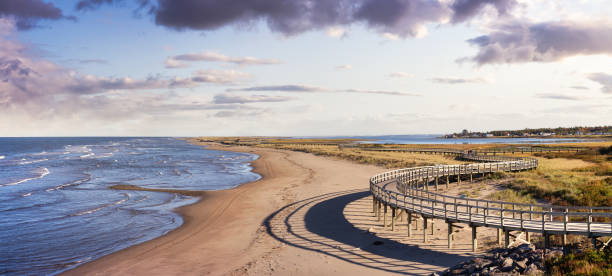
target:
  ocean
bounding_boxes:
[0,137,260,275]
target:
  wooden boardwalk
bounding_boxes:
[369,147,612,251]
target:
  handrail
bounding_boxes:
[369,147,612,236]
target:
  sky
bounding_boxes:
[0,0,611,137]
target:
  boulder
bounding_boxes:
[500,257,514,272]
[524,263,543,275]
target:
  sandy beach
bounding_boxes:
[64,143,479,275]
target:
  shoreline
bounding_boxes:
[63,141,477,275]
[62,142,275,275]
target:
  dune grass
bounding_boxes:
[493,144,612,207]
[257,143,466,168]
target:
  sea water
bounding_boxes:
[0,137,260,275]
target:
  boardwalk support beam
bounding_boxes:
[472,225,478,252]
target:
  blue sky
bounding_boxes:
[1,0,611,136]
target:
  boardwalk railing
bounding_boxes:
[369,147,612,250]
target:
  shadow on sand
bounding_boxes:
[263,189,471,275]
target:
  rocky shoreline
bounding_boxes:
[438,244,563,275]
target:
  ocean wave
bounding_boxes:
[70,193,130,216]
[64,145,91,154]
[80,153,95,158]
[22,192,33,197]
[0,155,5,160]
[45,175,91,192]
[18,158,48,165]
[0,167,50,187]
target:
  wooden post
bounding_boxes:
[505,230,510,248]
[525,231,530,243]
[423,217,428,243]
[545,233,550,249]
[470,172,473,182]
[435,176,439,191]
[384,204,388,227]
[376,200,382,221]
[407,212,412,237]
[472,225,478,252]
[497,228,502,246]
[431,219,435,235]
[448,222,453,249]
[391,208,396,231]
[372,196,376,213]
[446,175,449,189]
[563,234,567,246]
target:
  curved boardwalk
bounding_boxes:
[369,147,612,251]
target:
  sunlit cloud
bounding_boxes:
[165,51,280,69]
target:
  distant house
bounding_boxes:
[486,133,494,137]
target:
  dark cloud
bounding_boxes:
[588,73,612,94]
[0,0,73,30]
[74,0,517,37]
[535,93,583,101]
[430,77,487,84]
[212,94,293,104]
[451,0,516,23]
[463,20,612,65]
[154,0,353,35]
[76,0,119,11]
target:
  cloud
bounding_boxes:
[450,0,517,23]
[340,89,420,96]
[326,26,347,38]
[463,20,612,65]
[570,85,588,90]
[387,72,415,78]
[0,0,73,30]
[430,76,488,84]
[80,0,518,38]
[228,85,323,93]
[335,64,352,70]
[78,59,108,64]
[535,93,583,101]
[165,51,280,68]
[191,69,251,84]
[212,94,294,104]
[587,73,612,93]
[227,84,420,96]
[65,75,197,94]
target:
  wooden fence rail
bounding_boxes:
[369,147,612,251]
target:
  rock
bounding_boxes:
[524,263,543,275]
[516,259,527,270]
[449,268,467,275]
[545,248,563,259]
[501,257,514,272]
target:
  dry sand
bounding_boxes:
[64,143,483,276]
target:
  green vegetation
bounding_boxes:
[547,248,612,276]
[500,145,612,207]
